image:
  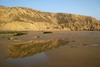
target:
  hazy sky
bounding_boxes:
[0,0,100,20]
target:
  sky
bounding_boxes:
[0,0,100,20]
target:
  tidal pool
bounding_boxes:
[7,53,48,65]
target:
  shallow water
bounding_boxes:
[0,31,100,67]
[7,53,48,65]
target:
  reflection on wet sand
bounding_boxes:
[8,39,69,58]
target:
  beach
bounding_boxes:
[0,31,100,67]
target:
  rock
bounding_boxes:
[8,37,18,40]
[33,36,40,38]
[8,37,14,40]
[82,43,87,46]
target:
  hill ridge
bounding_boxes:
[0,6,100,31]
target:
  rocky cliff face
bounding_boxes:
[0,6,100,31]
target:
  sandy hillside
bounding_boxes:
[0,6,100,31]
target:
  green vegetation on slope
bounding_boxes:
[13,32,27,36]
[0,31,27,36]
[43,31,53,34]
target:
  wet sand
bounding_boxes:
[0,31,100,67]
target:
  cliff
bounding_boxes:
[0,6,100,31]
